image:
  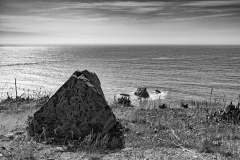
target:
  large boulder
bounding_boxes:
[134,86,149,99]
[28,70,123,147]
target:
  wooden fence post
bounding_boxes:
[15,78,18,99]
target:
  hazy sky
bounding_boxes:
[0,0,240,45]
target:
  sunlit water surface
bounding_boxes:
[0,45,239,104]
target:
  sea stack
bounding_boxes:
[28,70,123,147]
[134,86,150,99]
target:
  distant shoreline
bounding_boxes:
[1,44,240,47]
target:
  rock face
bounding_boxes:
[134,87,149,99]
[29,70,121,142]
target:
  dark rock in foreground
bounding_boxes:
[134,86,149,99]
[28,70,124,148]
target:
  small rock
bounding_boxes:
[122,147,133,151]
[188,125,193,130]
[159,104,167,109]
[55,146,67,152]
[0,153,3,157]
[136,132,143,136]
[67,143,75,150]
[123,127,130,133]
[181,103,189,109]
[1,146,6,150]
[37,145,44,151]
[15,131,25,135]
[5,133,15,140]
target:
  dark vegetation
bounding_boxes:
[208,102,240,124]
[117,95,131,107]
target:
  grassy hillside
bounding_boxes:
[0,93,239,160]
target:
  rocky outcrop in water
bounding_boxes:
[28,70,124,148]
[134,86,149,99]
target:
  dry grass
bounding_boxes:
[1,88,240,159]
[110,97,240,159]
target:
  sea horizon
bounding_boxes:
[1,44,240,105]
[1,44,240,47]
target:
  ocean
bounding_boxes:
[0,45,240,104]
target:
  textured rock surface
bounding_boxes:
[134,87,149,99]
[29,70,119,140]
